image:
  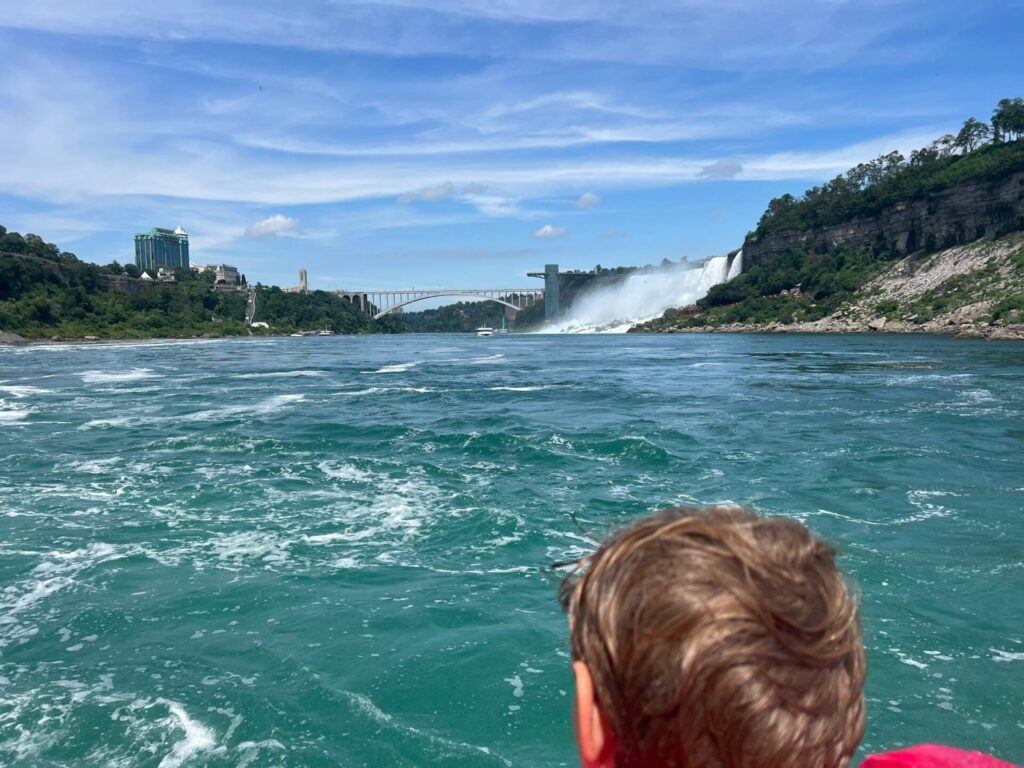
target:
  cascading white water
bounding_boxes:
[543,250,743,334]
[727,248,743,280]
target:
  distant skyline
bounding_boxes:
[2,1,1022,290]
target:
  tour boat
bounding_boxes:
[493,318,509,335]
[475,326,494,337]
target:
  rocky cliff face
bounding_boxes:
[743,172,1024,265]
[630,233,1024,339]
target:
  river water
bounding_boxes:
[1,334,1022,766]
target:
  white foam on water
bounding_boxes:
[236,739,285,768]
[990,648,1024,662]
[318,461,370,482]
[0,543,122,650]
[367,362,418,374]
[80,368,159,384]
[505,674,524,698]
[0,401,32,424]
[331,556,363,569]
[335,387,389,396]
[343,691,508,764]
[894,490,958,525]
[889,647,930,670]
[248,393,305,415]
[158,701,216,768]
[899,657,929,670]
[470,354,505,364]
[543,252,740,334]
[960,389,995,404]
[65,457,122,474]
[0,383,52,397]
[182,393,305,422]
[488,385,551,392]
[304,531,364,545]
[209,531,290,568]
[79,416,135,430]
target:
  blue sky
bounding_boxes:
[2,1,1022,291]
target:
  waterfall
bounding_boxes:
[727,248,743,280]
[542,250,743,334]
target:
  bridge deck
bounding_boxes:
[335,288,545,319]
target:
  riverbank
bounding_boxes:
[632,319,1024,339]
[0,329,404,346]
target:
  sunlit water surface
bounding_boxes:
[1,334,1022,766]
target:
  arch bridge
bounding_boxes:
[337,288,544,319]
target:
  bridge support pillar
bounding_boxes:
[544,264,560,320]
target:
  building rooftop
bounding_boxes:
[135,226,189,238]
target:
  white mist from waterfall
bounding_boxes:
[543,250,743,334]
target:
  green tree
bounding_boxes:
[932,133,956,157]
[955,117,991,153]
[992,97,1024,142]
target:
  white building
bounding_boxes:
[214,264,240,285]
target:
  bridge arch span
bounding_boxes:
[373,292,527,319]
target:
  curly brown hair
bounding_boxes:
[559,506,866,768]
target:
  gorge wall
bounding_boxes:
[743,171,1024,265]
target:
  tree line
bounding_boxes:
[755,97,1024,237]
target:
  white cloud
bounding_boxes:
[1,0,933,68]
[245,214,303,238]
[576,191,600,209]
[532,224,568,239]
[398,182,457,204]
[700,159,743,180]
[464,194,524,218]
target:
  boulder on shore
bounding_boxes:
[0,330,28,345]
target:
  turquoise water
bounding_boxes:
[1,334,1022,767]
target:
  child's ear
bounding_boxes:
[573,661,617,767]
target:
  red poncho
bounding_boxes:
[862,744,1020,768]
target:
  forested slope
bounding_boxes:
[0,226,403,339]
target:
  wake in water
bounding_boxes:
[543,251,742,334]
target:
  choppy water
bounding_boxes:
[1,334,1022,767]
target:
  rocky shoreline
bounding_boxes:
[0,330,28,345]
[630,319,1024,339]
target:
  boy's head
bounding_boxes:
[559,506,865,768]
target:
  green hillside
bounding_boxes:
[638,98,1024,332]
[0,226,403,339]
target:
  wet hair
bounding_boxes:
[559,506,865,768]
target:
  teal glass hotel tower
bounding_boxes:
[134,225,189,272]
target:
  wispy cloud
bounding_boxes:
[576,192,600,209]
[398,182,457,204]
[533,224,568,239]
[700,159,743,180]
[245,214,303,238]
[1,0,941,67]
